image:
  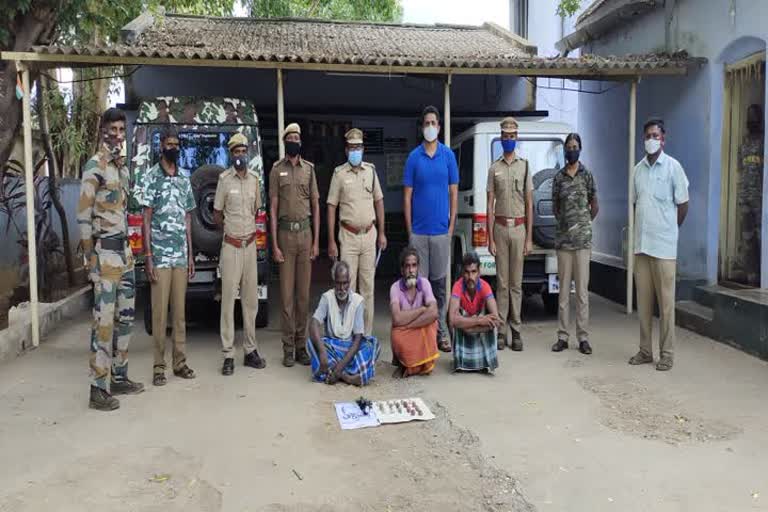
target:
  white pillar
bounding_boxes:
[626,80,638,314]
[277,68,285,159]
[20,64,40,346]
[444,73,452,301]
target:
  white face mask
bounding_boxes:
[644,138,661,155]
[423,125,439,142]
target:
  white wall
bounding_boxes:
[578,0,768,285]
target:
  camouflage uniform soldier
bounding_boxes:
[270,123,321,367]
[78,108,144,411]
[551,133,598,355]
[139,126,197,386]
[735,104,764,286]
[486,117,533,352]
[327,128,387,336]
[214,133,266,376]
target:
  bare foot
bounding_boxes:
[340,373,362,386]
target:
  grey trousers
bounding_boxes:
[410,233,450,339]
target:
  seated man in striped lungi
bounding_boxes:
[307,260,380,386]
[448,252,502,374]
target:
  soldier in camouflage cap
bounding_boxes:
[551,133,598,356]
[78,108,144,411]
[139,125,197,386]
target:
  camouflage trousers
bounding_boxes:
[89,247,135,391]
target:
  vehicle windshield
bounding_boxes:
[151,131,233,170]
[491,138,565,174]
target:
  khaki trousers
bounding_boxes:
[634,253,676,359]
[278,229,312,353]
[151,267,188,372]
[220,242,259,359]
[557,249,591,342]
[494,223,525,333]
[339,226,376,336]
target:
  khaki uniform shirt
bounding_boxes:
[213,167,261,238]
[327,162,383,229]
[487,156,532,218]
[269,158,319,221]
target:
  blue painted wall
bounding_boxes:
[578,0,768,287]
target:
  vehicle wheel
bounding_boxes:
[190,164,226,257]
[543,291,559,315]
[143,291,152,335]
[533,167,559,249]
[255,300,268,328]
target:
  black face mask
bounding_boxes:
[285,141,301,157]
[162,148,179,163]
[565,149,580,165]
[233,156,247,171]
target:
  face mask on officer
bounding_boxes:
[233,156,247,171]
[285,141,301,157]
[565,149,580,165]
[501,139,517,153]
[347,148,363,167]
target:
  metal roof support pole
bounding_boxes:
[626,79,638,315]
[19,63,41,346]
[277,67,285,159]
[444,73,452,309]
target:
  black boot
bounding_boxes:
[244,350,266,369]
[89,386,120,411]
[551,339,569,352]
[295,348,311,366]
[111,378,145,395]
[510,330,523,351]
[222,357,235,376]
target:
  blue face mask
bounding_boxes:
[348,149,363,167]
[501,139,517,153]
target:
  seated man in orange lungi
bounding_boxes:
[390,246,440,378]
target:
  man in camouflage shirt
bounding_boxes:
[551,133,598,355]
[139,126,197,386]
[78,108,144,411]
[735,104,764,286]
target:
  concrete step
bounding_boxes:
[692,285,718,308]
[676,300,715,340]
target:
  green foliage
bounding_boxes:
[247,0,402,21]
[557,0,582,18]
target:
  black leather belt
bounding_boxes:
[99,237,126,251]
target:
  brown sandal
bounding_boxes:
[438,338,452,353]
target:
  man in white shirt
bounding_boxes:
[629,119,689,371]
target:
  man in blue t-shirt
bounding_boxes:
[402,105,459,352]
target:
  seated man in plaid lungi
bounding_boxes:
[307,260,380,386]
[448,252,502,374]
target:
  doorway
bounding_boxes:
[719,51,766,288]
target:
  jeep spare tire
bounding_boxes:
[532,167,558,249]
[191,164,226,257]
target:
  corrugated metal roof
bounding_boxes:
[14,14,701,76]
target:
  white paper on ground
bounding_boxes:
[334,402,381,430]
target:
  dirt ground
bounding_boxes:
[1,283,767,512]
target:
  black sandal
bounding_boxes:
[173,365,196,379]
[153,373,167,386]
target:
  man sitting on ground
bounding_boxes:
[390,246,440,378]
[448,252,502,374]
[307,260,380,386]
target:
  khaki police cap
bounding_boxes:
[283,123,301,138]
[228,132,248,151]
[500,117,519,133]
[344,128,363,145]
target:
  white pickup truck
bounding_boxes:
[451,120,573,314]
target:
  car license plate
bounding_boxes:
[548,274,575,294]
[480,260,496,275]
[189,270,214,284]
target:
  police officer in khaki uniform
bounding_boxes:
[486,117,533,352]
[269,123,320,367]
[327,128,387,336]
[213,133,265,376]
